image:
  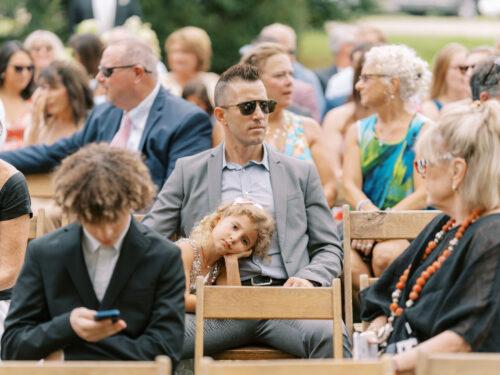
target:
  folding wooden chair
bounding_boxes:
[29,209,46,240]
[195,277,344,374]
[416,351,500,375]
[201,356,393,375]
[342,205,439,337]
[0,356,170,375]
[25,173,55,199]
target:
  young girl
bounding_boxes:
[177,199,274,312]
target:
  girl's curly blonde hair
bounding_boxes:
[190,201,275,257]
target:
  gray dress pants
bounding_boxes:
[181,313,352,359]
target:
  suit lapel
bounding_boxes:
[138,89,164,150]
[62,223,100,309]
[268,148,288,254]
[100,219,149,309]
[207,145,223,212]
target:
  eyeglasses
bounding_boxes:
[358,73,390,82]
[98,64,152,78]
[455,65,470,75]
[220,100,277,116]
[11,64,34,74]
[414,154,454,176]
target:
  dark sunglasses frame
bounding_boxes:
[98,64,152,78]
[11,64,34,74]
[220,100,277,115]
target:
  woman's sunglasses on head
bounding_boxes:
[220,100,277,116]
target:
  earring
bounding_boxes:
[390,94,395,100]
[452,184,458,192]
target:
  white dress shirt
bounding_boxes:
[121,83,161,151]
[82,216,131,301]
[92,0,117,33]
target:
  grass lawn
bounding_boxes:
[299,30,495,69]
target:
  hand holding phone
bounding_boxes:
[94,309,121,322]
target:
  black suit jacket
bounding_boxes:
[1,218,185,364]
[68,0,142,32]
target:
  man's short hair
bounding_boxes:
[214,64,260,106]
[470,58,500,100]
[107,38,158,79]
[54,143,156,223]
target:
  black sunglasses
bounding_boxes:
[11,64,34,74]
[98,64,152,78]
[221,100,277,116]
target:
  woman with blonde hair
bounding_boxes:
[24,30,66,79]
[344,44,432,291]
[241,42,337,207]
[361,99,500,372]
[163,26,219,106]
[421,43,469,120]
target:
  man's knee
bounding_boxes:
[300,320,351,358]
[372,240,408,276]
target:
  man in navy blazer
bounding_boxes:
[0,38,212,189]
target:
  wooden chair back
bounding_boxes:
[416,352,500,375]
[342,205,439,336]
[201,357,393,375]
[195,277,344,374]
[29,209,46,240]
[25,173,55,199]
[0,356,170,375]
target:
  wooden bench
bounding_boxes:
[0,356,170,375]
[416,352,500,375]
[342,205,440,337]
[29,209,46,240]
[195,277,344,374]
[201,357,393,375]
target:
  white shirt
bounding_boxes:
[122,83,161,151]
[82,216,131,301]
[92,0,117,33]
[325,66,354,100]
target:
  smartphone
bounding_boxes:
[94,309,121,322]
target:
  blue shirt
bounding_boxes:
[221,144,287,280]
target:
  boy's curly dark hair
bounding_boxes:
[54,143,156,223]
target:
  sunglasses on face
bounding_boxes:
[413,154,454,176]
[11,65,34,74]
[221,100,277,116]
[98,64,152,78]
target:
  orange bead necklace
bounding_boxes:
[377,209,483,349]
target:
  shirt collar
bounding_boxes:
[124,83,161,126]
[82,215,132,253]
[222,143,270,171]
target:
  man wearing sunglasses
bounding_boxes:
[143,64,349,361]
[0,38,212,190]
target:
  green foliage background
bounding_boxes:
[0,0,378,72]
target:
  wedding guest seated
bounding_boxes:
[24,30,66,79]
[1,144,185,364]
[343,45,432,293]
[361,99,500,373]
[241,43,337,207]
[470,58,500,102]
[179,199,274,313]
[0,125,31,344]
[163,26,219,106]
[25,60,93,145]
[0,41,35,150]
[421,43,470,121]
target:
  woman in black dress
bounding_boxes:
[361,100,500,373]
[0,119,31,341]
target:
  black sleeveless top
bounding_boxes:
[0,172,32,300]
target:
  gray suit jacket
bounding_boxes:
[143,144,343,286]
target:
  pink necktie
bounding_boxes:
[110,114,132,149]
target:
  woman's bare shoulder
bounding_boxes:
[0,160,19,188]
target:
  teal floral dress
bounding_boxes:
[358,114,426,210]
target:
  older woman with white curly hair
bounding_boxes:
[343,44,432,293]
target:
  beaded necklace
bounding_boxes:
[376,209,483,348]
